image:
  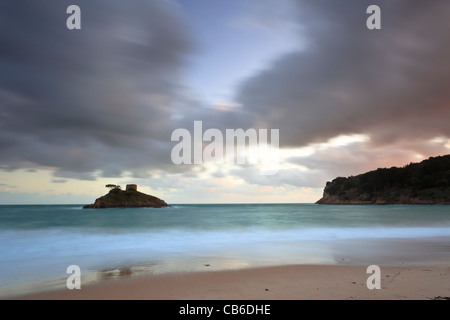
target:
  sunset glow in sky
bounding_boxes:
[1,0,450,204]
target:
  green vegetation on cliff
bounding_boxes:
[316,154,450,204]
[83,188,168,208]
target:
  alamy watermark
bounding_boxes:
[66,265,81,290]
[65,4,380,31]
[66,5,81,30]
[170,121,279,175]
[63,264,381,293]
[366,265,381,290]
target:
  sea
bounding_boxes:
[0,203,449,297]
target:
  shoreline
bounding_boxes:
[8,263,450,300]
[4,235,450,300]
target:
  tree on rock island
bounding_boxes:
[105,184,121,191]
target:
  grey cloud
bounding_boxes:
[236,0,450,148]
[51,179,68,184]
[228,138,450,189]
[289,139,450,184]
[230,166,328,188]
[0,183,17,188]
[0,0,194,178]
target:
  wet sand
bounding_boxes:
[10,264,450,300]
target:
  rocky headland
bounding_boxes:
[316,155,450,204]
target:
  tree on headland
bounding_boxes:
[105,184,121,191]
[316,154,450,204]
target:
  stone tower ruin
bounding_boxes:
[126,184,137,191]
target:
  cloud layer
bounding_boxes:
[1,0,449,192]
[236,0,450,148]
[0,0,193,179]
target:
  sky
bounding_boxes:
[0,0,449,204]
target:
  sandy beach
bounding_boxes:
[9,264,450,300]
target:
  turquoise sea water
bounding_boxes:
[0,204,449,296]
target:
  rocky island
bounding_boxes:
[316,154,450,205]
[83,184,169,209]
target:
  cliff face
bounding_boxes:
[316,155,450,205]
[83,189,168,208]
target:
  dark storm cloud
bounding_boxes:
[0,0,194,178]
[235,0,450,148]
[1,0,449,185]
